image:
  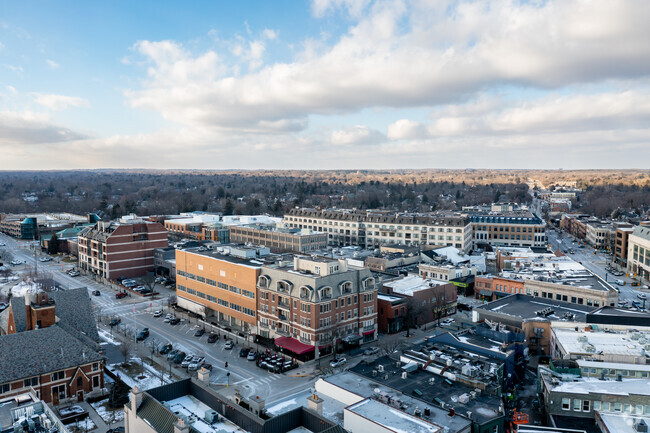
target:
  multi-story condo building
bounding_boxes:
[469,211,546,249]
[628,225,650,283]
[175,245,267,333]
[285,208,473,254]
[229,224,327,253]
[585,221,614,250]
[614,225,635,267]
[256,256,378,360]
[77,215,168,280]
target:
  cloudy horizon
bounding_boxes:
[2,0,650,169]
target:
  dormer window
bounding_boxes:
[257,275,270,289]
[340,281,352,294]
[300,286,312,299]
[277,280,292,292]
[320,287,333,299]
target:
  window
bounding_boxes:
[582,400,590,412]
[0,384,9,394]
[24,377,38,387]
[602,402,611,411]
[593,401,601,411]
[92,363,99,371]
[614,402,622,412]
[77,377,83,387]
[573,399,581,411]
[51,371,65,381]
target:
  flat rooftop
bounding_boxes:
[553,327,650,358]
[316,371,473,433]
[383,275,447,296]
[378,293,405,303]
[597,412,650,433]
[346,398,442,433]
[166,395,245,433]
[350,357,503,425]
[476,294,596,323]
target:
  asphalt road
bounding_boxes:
[546,229,648,305]
[0,233,316,403]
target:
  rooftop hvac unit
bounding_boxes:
[429,377,436,385]
[372,370,378,377]
[204,410,220,423]
[378,365,384,372]
[401,372,408,379]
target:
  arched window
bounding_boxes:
[339,281,353,294]
[257,275,270,289]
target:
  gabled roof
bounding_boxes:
[0,326,103,384]
[135,394,180,433]
[49,288,100,345]
[9,297,26,333]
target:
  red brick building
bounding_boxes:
[78,216,168,279]
[474,275,525,301]
[377,292,408,334]
[0,289,104,404]
[381,275,457,326]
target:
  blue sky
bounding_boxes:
[1,0,650,169]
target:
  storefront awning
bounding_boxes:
[342,334,362,343]
[362,330,375,336]
[479,289,494,297]
[274,336,315,355]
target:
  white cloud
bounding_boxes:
[331,125,384,145]
[126,0,650,136]
[0,111,88,145]
[312,0,371,18]
[46,59,60,69]
[262,29,277,40]
[387,119,426,140]
[32,93,89,110]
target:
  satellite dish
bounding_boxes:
[374,388,381,393]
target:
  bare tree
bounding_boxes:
[118,339,134,366]
[378,338,402,357]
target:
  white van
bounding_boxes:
[616,279,625,286]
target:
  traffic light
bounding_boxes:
[225,362,228,368]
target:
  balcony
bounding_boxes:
[299,336,313,344]
[363,325,375,332]
[278,314,289,322]
[278,301,290,309]
[259,322,269,329]
[276,328,290,337]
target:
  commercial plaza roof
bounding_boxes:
[475,294,596,323]
[383,275,447,296]
[345,398,442,433]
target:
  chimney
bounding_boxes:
[197,367,210,384]
[130,385,143,410]
[307,393,323,415]
[25,295,34,331]
[174,418,190,433]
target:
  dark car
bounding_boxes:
[169,317,180,325]
[92,290,101,296]
[239,347,250,357]
[207,333,218,343]
[115,292,127,299]
[173,351,186,364]
[136,328,150,341]
[109,318,121,327]
[158,343,172,354]
[107,428,125,433]
[194,328,205,337]
[202,363,213,371]
[166,349,179,360]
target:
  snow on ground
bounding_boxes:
[69,417,96,432]
[98,328,122,345]
[108,356,173,391]
[90,400,125,424]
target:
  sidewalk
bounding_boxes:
[77,401,110,433]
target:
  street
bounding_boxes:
[0,232,317,404]
[546,229,648,304]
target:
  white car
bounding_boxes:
[153,310,163,317]
[441,318,455,325]
[188,357,205,371]
[638,293,647,300]
[364,347,380,356]
[329,357,347,368]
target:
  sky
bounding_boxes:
[1,0,650,170]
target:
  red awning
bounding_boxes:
[274,336,315,355]
[362,330,375,336]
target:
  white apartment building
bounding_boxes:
[285,208,473,254]
[628,225,650,283]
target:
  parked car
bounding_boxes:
[158,343,172,354]
[363,347,379,356]
[207,333,218,343]
[173,352,187,364]
[107,428,125,433]
[239,347,251,357]
[166,349,180,360]
[247,351,258,361]
[224,340,234,350]
[188,357,205,371]
[181,354,195,368]
[92,290,101,296]
[329,357,347,368]
[69,270,80,277]
[109,318,121,327]
[39,256,52,262]
[153,310,163,317]
[169,317,180,325]
[638,293,647,300]
[194,328,205,337]
[115,292,127,299]
[136,328,150,341]
[201,363,213,371]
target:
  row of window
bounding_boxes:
[178,285,255,317]
[178,271,253,299]
[562,398,650,415]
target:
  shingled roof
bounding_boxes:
[9,297,26,333]
[49,287,100,346]
[0,326,103,384]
